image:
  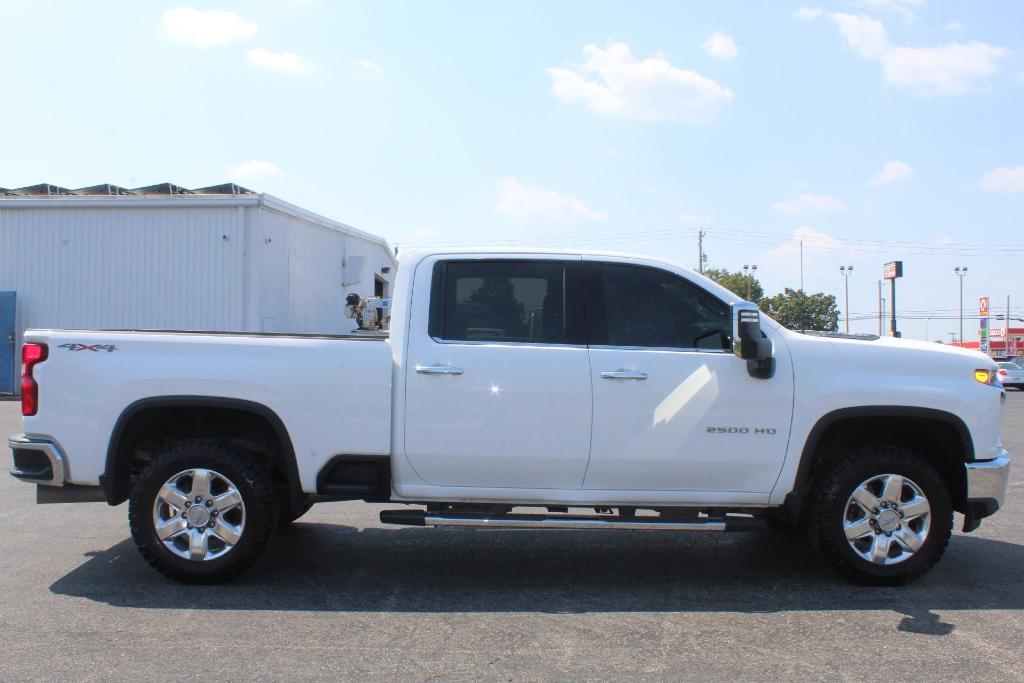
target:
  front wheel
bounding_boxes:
[807,445,952,585]
[128,441,276,584]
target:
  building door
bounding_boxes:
[0,292,15,394]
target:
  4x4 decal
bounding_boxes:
[57,343,118,352]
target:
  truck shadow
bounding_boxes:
[50,523,1024,614]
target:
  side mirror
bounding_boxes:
[732,302,775,379]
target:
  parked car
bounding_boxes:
[8,248,1011,586]
[996,362,1024,389]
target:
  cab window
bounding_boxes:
[585,262,730,350]
[429,260,584,344]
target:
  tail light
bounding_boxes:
[21,343,48,416]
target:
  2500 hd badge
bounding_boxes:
[706,426,777,434]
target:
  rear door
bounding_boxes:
[402,256,593,489]
[583,260,793,493]
[0,292,14,395]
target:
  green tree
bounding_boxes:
[760,288,839,332]
[467,277,526,335]
[704,268,764,302]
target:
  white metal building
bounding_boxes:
[0,182,396,393]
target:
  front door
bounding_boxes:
[0,292,15,395]
[403,256,592,489]
[583,261,793,493]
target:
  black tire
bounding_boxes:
[277,501,313,528]
[807,445,952,586]
[128,441,277,584]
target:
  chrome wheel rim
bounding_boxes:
[152,468,246,561]
[843,473,931,565]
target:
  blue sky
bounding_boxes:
[2,0,1022,341]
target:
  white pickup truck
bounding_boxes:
[9,249,1011,585]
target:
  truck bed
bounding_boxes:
[21,328,393,492]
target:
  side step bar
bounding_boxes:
[379,510,766,532]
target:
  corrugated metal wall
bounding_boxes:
[0,199,395,391]
[0,205,246,334]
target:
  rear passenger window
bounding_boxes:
[429,260,582,344]
[588,262,731,350]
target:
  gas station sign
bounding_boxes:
[980,297,990,354]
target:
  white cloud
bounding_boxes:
[827,13,1010,95]
[547,43,733,124]
[773,193,845,214]
[604,146,621,156]
[794,7,822,20]
[945,20,966,32]
[980,166,1024,193]
[161,7,257,48]
[869,160,915,185]
[832,12,889,59]
[227,160,283,184]
[355,58,383,76]
[701,32,739,60]
[496,177,608,222]
[854,0,925,23]
[246,48,316,76]
[760,226,843,264]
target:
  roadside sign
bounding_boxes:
[883,261,903,280]
[980,297,989,316]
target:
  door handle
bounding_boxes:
[600,370,647,380]
[416,364,464,375]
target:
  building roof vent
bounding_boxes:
[73,184,135,196]
[132,183,194,195]
[12,183,74,196]
[193,183,254,196]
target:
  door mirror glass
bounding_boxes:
[732,302,774,378]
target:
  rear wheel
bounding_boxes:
[807,445,952,585]
[128,441,276,584]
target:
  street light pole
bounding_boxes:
[955,266,968,346]
[743,264,758,300]
[839,265,853,333]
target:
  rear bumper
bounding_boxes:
[962,449,1012,530]
[8,434,66,486]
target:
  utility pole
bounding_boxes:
[1007,295,1011,355]
[955,266,967,347]
[878,280,883,336]
[697,229,705,274]
[800,240,805,333]
[839,265,853,333]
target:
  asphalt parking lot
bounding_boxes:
[1,398,1022,681]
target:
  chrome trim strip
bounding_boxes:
[965,450,1011,507]
[428,339,734,354]
[423,514,726,531]
[430,337,587,349]
[589,345,732,354]
[8,435,66,486]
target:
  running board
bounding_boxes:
[379,510,766,531]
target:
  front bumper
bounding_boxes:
[963,449,1012,531]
